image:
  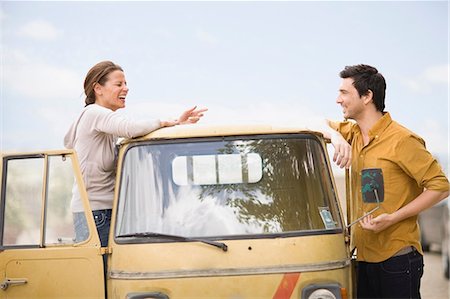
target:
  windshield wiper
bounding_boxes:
[117,232,228,252]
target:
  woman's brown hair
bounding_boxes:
[84,61,124,106]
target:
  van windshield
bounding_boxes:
[115,134,342,241]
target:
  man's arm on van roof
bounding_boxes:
[309,119,352,169]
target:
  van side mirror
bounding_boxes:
[347,168,384,228]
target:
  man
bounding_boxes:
[324,64,449,298]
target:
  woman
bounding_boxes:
[64,60,206,246]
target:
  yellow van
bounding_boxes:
[0,125,353,298]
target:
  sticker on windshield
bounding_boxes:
[318,207,337,229]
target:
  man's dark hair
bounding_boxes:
[340,64,386,112]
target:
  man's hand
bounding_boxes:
[330,131,352,168]
[359,213,394,233]
[359,189,450,234]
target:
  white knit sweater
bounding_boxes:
[64,104,161,212]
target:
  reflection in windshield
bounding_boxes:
[116,135,341,239]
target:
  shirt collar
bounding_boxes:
[368,112,392,139]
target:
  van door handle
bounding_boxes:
[0,278,27,290]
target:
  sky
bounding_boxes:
[1,1,449,174]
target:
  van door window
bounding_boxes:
[1,154,80,247]
[2,156,44,246]
[45,155,77,245]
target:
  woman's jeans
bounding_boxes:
[73,209,112,246]
[73,209,112,284]
[357,247,424,299]
[92,209,112,247]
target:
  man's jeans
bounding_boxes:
[357,248,424,299]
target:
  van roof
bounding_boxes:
[120,124,324,145]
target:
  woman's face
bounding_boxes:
[95,70,128,111]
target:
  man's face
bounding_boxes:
[336,78,364,120]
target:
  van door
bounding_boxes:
[0,151,104,298]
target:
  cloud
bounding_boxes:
[423,65,448,84]
[195,29,219,46]
[152,28,174,40]
[401,64,449,93]
[0,7,6,21]
[17,19,62,41]
[3,49,82,102]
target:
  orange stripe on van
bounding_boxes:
[272,273,301,299]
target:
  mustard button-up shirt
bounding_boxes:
[331,112,449,262]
